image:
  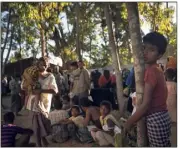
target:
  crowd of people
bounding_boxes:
[1,31,177,147]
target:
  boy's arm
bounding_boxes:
[124,82,153,130]
[83,109,91,126]
[16,126,33,135]
[33,74,58,94]
[106,119,115,136]
[59,119,73,124]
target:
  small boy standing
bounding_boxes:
[124,32,171,147]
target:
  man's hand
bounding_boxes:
[124,120,133,132]
[32,89,41,95]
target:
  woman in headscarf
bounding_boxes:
[26,57,58,147]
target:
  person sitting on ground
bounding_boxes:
[62,95,70,110]
[165,68,177,124]
[90,101,122,147]
[61,105,93,143]
[1,112,34,147]
[64,106,85,139]
[48,98,69,143]
[80,97,101,129]
[68,95,81,117]
[49,98,69,125]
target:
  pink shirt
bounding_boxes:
[144,64,167,115]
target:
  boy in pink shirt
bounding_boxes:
[124,32,171,147]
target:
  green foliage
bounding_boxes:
[1,2,176,68]
[138,2,176,58]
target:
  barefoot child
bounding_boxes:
[124,32,171,147]
[91,101,122,147]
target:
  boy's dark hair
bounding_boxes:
[165,68,175,80]
[38,56,49,64]
[70,61,78,68]
[100,100,112,111]
[63,95,70,102]
[55,65,60,73]
[4,112,15,123]
[71,105,80,113]
[54,99,63,110]
[143,31,168,55]
[78,60,83,63]
[47,67,52,73]
[103,70,110,80]
[79,97,92,107]
[71,95,79,105]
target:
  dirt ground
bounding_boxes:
[1,95,177,147]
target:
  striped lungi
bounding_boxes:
[146,111,171,147]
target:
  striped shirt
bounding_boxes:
[1,124,33,147]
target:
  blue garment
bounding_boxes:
[126,67,134,88]
[125,67,136,113]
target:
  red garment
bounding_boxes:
[98,75,113,87]
[166,56,176,70]
[111,74,116,84]
[144,64,167,115]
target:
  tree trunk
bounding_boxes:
[18,19,22,58]
[1,8,12,74]
[52,26,65,64]
[40,27,46,57]
[75,2,82,60]
[127,41,133,63]
[104,3,125,116]
[45,32,48,57]
[89,36,92,67]
[126,2,148,147]
[4,24,15,67]
[39,3,46,57]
